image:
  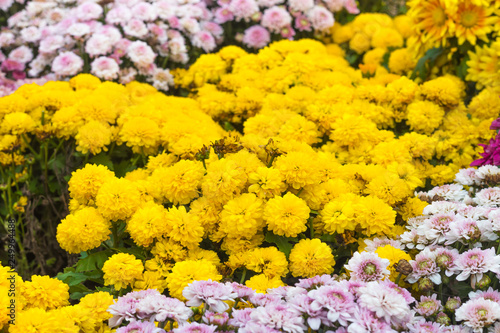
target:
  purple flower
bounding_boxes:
[228,308,254,328]
[183,280,237,313]
[471,134,500,167]
[491,118,500,130]
[288,293,329,330]
[248,303,307,333]
[347,306,394,332]
[406,319,443,333]
[203,310,229,326]
[116,321,166,333]
[295,274,335,290]
[248,293,283,307]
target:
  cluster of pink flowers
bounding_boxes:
[214,0,358,49]
[0,0,220,94]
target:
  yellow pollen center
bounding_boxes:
[461,11,479,28]
[432,7,446,25]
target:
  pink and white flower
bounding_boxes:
[242,25,270,48]
[455,247,500,288]
[76,2,103,21]
[307,5,334,32]
[456,298,500,333]
[344,251,390,282]
[261,6,292,33]
[229,0,259,22]
[91,57,120,80]
[8,46,33,64]
[183,280,237,313]
[51,51,83,76]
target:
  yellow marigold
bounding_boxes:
[420,76,462,108]
[220,193,264,239]
[102,253,144,290]
[274,151,320,190]
[127,202,171,247]
[398,132,436,160]
[145,256,172,277]
[363,48,387,66]
[406,101,445,135]
[245,247,289,278]
[330,114,379,147]
[386,162,424,191]
[21,275,69,310]
[134,270,168,293]
[0,94,28,116]
[365,173,412,206]
[331,23,355,44]
[151,238,187,262]
[386,76,419,111]
[1,112,36,135]
[96,178,142,221]
[389,48,417,75]
[0,289,9,330]
[289,239,335,278]
[68,164,115,206]
[187,248,221,267]
[263,192,310,237]
[349,32,371,54]
[51,106,84,139]
[146,152,177,170]
[278,115,321,145]
[56,207,111,254]
[166,259,222,300]
[320,194,359,235]
[393,15,415,39]
[202,158,247,205]
[189,197,221,236]
[221,233,265,255]
[181,54,227,88]
[375,244,412,282]
[78,291,114,322]
[399,197,428,221]
[70,74,101,90]
[119,116,160,151]
[9,308,76,333]
[371,28,403,49]
[149,160,205,205]
[429,164,458,186]
[356,196,396,236]
[165,205,204,249]
[75,94,117,124]
[56,305,96,333]
[468,87,500,120]
[245,274,285,293]
[300,179,352,211]
[75,120,113,155]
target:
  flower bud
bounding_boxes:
[395,259,413,275]
[418,277,433,292]
[436,312,450,325]
[476,274,491,290]
[445,296,461,312]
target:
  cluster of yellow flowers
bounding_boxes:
[0,74,225,167]
[327,13,417,75]
[0,265,114,332]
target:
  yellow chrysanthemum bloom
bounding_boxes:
[399,197,429,221]
[393,15,415,39]
[119,116,160,151]
[289,239,335,278]
[75,120,113,155]
[320,194,359,234]
[56,305,97,333]
[187,248,221,267]
[134,270,168,293]
[127,202,170,247]
[407,0,455,46]
[221,233,265,255]
[0,289,9,330]
[78,291,114,322]
[102,253,144,290]
[389,48,417,75]
[371,27,403,49]
[165,205,204,249]
[263,192,310,237]
[189,197,221,236]
[356,196,396,236]
[75,94,117,124]
[245,274,285,293]
[9,308,76,333]
[420,76,462,108]
[51,106,84,138]
[56,207,111,254]
[406,101,445,134]
[201,158,247,205]
[96,178,142,222]
[365,173,412,206]
[70,73,101,90]
[151,238,187,262]
[68,164,115,206]
[274,151,321,189]
[468,87,500,120]
[1,112,36,135]
[220,193,264,239]
[466,40,500,89]
[166,260,222,300]
[245,247,289,278]
[349,32,371,54]
[21,275,69,310]
[452,2,496,45]
[375,245,412,282]
[149,160,205,205]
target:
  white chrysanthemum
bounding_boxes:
[476,165,500,182]
[455,168,479,186]
[474,188,500,207]
[344,251,390,282]
[456,298,500,332]
[423,201,463,215]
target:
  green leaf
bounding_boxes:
[411,47,443,81]
[56,271,92,286]
[114,160,135,178]
[115,247,146,260]
[320,234,337,243]
[76,250,112,272]
[89,153,114,170]
[264,233,296,257]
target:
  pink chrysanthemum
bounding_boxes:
[455,248,500,288]
[455,298,500,332]
[407,247,441,284]
[242,25,270,48]
[261,6,292,33]
[249,303,307,333]
[183,280,237,313]
[415,294,442,317]
[344,251,390,282]
[308,284,355,326]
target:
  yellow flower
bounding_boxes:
[468,87,500,120]
[399,197,429,221]
[407,0,456,46]
[245,274,285,293]
[165,205,204,249]
[119,116,160,151]
[365,173,412,206]
[466,40,500,89]
[134,270,168,293]
[221,233,265,255]
[406,101,445,134]
[56,305,97,333]
[149,160,205,205]
[96,178,142,222]
[452,2,496,45]
[75,120,113,155]
[75,94,117,124]
[151,238,187,262]
[21,275,69,310]
[375,245,412,282]
[220,193,264,239]
[349,32,371,54]
[320,194,359,234]
[245,247,289,278]
[68,164,115,206]
[102,253,144,290]
[0,289,9,330]
[263,192,310,237]
[78,291,114,322]
[274,151,321,189]
[9,308,76,333]
[331,23,355,44]
[127,202,170,247]
[1,112,36,135]
[56,207,111,254]
[393,15,415,39]
[201,158,247,205]
[248,167,286,199]
[166,260,221,300]
[51,106,84,138]
[69,74,101,90]
[289,239,335,278]
[420,76,462,108]
[356,196,396,236]
[187,248,221,267]
[389,48,417,75]
[371,28,403,49]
